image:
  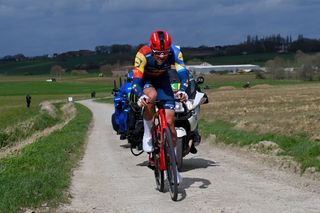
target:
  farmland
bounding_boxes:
[200,82,320,171]
[201,83,320,139]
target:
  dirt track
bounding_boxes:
[59,100,320,213]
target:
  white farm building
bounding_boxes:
[187,62,261,74]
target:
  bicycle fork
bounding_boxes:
[159,147,166,171]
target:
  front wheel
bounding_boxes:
[152,126,164,192]
[176,137,184,172]
[153,150,164,192]
[164,128,178,201]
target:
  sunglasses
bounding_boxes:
[152,49,170,57]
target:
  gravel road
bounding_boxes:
[59,99,320,213]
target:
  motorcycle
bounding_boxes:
[126,102,144,155]
[111,77,144,156]
[174,76,208,171]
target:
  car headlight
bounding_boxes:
[175,102,184,112]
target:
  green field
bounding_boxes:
[0,75,114,149]
[0,81,110,96]
[193,73,313,90]
[0,80,109,122]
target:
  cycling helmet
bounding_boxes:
[150,31,172,64]
[127,70,133,82]
[150,31,172,51]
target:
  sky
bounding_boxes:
[0,0,319,57]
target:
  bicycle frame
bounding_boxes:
[155,108,168,171]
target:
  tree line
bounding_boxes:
[1,34,320,78]
[1,34,320,62]
[261,50,320,81]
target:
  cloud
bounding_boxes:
[0,0,319,56]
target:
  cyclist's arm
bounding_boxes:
[172,46,189,92]
[132,50,147,97]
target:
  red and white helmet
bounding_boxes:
[149,31,172,51]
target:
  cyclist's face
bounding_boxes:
[152,50,169,64]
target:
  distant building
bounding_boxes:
[187,62,261,74]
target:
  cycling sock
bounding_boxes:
[143,119,153,152]
[143,119,152,138]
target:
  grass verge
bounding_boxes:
[0,103,92,213]
[0,102,63,148]
[199,119,320,172]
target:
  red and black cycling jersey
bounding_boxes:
[132,44,189,97]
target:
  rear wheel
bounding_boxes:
[164,128,178,201]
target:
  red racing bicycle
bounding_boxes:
[150,104,179,201]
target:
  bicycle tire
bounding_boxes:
[176,137,184,172]
[152,126,164,192]
[153,151,164,192]
[163,127,178,201]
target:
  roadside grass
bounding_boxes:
[0,110,59,148]
[199,119,320,172]
[0,95,75,148]
[0,103,92,213]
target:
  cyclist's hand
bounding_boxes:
[137,94,150,107]
[176,91,188,102]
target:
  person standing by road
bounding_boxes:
[26,94,31,108]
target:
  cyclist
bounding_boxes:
[132,31,189,182]
[113,71,134,140]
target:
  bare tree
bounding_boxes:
[100,64,114,76]
[295,50,320,81]
[265,57,286,79]
[50,65,65,80]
